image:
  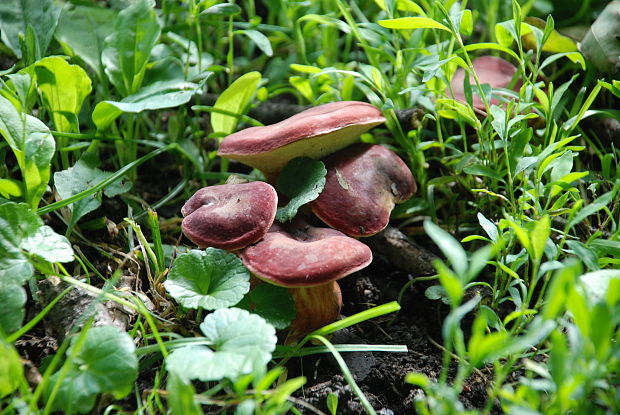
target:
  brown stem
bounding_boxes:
[288,281,342,339]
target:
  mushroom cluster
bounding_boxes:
[181,101,416,339]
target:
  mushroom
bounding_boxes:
[239,219,372,337]
[217,101,386,175]
[309,143,416,237]
[450,55,521,111]
[181,181,277,250]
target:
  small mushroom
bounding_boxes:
[181,182,277,250]
[239,219,372,336]
[218,101,386,174]
[450,55,521,111]
[310,143,416,237]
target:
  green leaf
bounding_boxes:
[34,56,93,133]
[166,372,204,415]
[102,0,161,95]
[166,308,277,382]
[581,1,620,74]
[211,71,262,135]
[54,5,118,77]
[378,17,451,32]
[276,158,326,222]
[589,239,620,257]
[463,164,504,182]
[54,153,132,230]
[0,95,55,208]
[0,0,61,60]
[93,76,204,130]
[45,326,138,414]
[0,282,27,334]
[477,212,498,243]
[579,269,620,305]
[164,249,250,310]
[200,3,241,16]
[424,220,468,278]
[0,201,74,286]
[522,16,577,53]
[568,190,615,228]
[237,284,296,329]
[0,339,24,398]
[530,215,550,263]
[237,30,273,57]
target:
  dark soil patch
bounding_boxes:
[289,257,492,414]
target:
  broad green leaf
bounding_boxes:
[522,17,577,53]
[237,30,273,57]
[0,282,27,334]
[211,71,262,135]
[0,339,24,397]
[237,284,296,329]
[436,261,463,305]
[530,215,550,263]
[0,201,74,286]
[589,239,620,257]
[164,249,250,310]
[378,17,450,32]
[167,308,277,382]
[93,78,203,130]
[276,158,326,222]
[166,372,204,415]
[54,153,132,230]
[54,5,118,77]
[463,43,520,63]
[581,1,620,74]
[34,56,93,133]
[45,326,138,414]
[463,164,504,182]
[102,0,161,95]
[374,0,426,15]
[566,240,599,271]
[579,270,620,305]
[0,0,61,59]
[200,3,241,16]
[467,315,510,367]
[424,220,468,278]
[0,95,55,208]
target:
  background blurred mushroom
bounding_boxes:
[217,101,385,175]
[181,181,277,250]
[239,219,372,338]
[450,55,522,111]
[310,143,416,237]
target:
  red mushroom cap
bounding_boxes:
[217,101,385,173]
[181,182,277,250]
[450,55,521,110]
[239,219,372,287]
[310,143,416,237]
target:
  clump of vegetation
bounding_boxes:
[0,0,618,414]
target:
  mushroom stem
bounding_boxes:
[288,281,342,340]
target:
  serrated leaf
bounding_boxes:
[237,284,296,329]
[54,154,131,229]
[164,249,250,310]
[0,201,74,286]
[54,5,118,77]
[45,326,138,414]
[0,339,24,398]
[211,71,261,135]
[167,308,277,382]
[102,0,161,95]
[276,158,326,222]
[0,0,61,59]
[34,56,93,133]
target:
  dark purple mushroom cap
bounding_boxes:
[310,143,416,237]
[181,182,277,250]
[240,220,372,287]
[450,55,521,110]
[218,101,386,174]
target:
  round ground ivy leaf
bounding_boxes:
[237,284,295,329]
[0,282,27,334]
[276,157,326,222]
[45,325,138,413]
[166,346,250,382]
[164,248,250,310]
[200,308,276,367]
